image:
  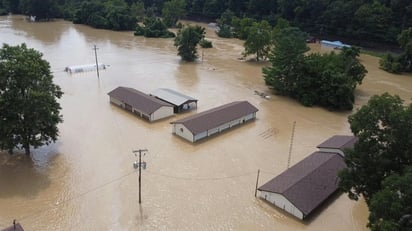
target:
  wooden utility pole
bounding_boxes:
[133,149,148,204]
[93,45,100,79]
[287,121,296,169]
[254,169,260,197]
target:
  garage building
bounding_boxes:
[171,101,258,142]
[108,86,174,122]
[150,88,198,113]
[258,135,357,220]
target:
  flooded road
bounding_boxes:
[1,15,411,230]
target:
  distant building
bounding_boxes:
[108,87,174,122]
[258,135,357,220]
[150,88,198,113]
[320,40,351,49]
[171,101,258,142]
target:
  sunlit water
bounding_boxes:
[1,15,411,230]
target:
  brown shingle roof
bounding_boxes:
[258,152,346,218]
[1,223,24,231]
[316,135,357,151]
[108,87,173,115]
[171,101,258,135]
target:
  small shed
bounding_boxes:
[108,87,174,122]
[258,152,345,220]
[150,88,198,113]
[317,135,357,157]
[171,101,258,142]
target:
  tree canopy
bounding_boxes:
[2,0,412,47]
[368,166,412,231]
[263,24,366,110]
[174,25,205,61]
[0,43,63,155]
[162,0,186,28]
[242,20,273,61]
[339,93,412,201]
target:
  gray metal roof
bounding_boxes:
[317,135,357,151]
[171,101,258,135]
[151,88,197,106]
[258,152,346,218]
[108,87,173,115]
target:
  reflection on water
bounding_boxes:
[1,14,411,230]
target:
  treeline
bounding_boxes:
[1,0,412,45]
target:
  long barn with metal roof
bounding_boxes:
[150,88,198,113]
[171,101,258,142]
[108,87,174,122]
[258,135,357,220]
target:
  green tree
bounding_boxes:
[232,16,256,40]
[0,44,63,155]
[398,27,412,72]
[174,25,205,61]
[134,16,175,38]
[162,0,186,27]
[263,26,309,95]
[339,93,412,201]
[368,166,412,231]
[243,20,272,61]
[131,1,145,22]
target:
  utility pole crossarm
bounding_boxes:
[133,149,148,204]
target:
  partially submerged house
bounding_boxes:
[258,135,357,220]
[1,221,24,231]
[150,88,198,113]
[108,87,174,122]
[317,135,358,157]
[171,101,258,142]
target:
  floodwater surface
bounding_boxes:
[1,15,411,230]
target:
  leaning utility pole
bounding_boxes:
[287,121,296,169]
[133,149,148,204]
[93,45,100,79]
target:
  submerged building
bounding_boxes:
[171,101,258,142]
[258,135,357,220]
[150,88,198,113]
[108,87,174,122]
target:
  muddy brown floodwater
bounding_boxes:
[1,15,411,231]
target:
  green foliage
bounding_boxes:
[162,0,186,28]
[131,1,145,22]
[263,26,309,96]
[215,10,234,38]
[243,20,273,61]
[216,24,232,38]
[73,0,136,31]
[380,53,403,74]
[0,43,63,155]
[134,16,175,38]
[339,93,412,201]
[232,16,256,40]
[174,25,205,61]
[380,27,412,73]
[199,39,212,48]
[264,25,366,110]
[368,166,412,231]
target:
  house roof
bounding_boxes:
[150,88,197,106]
[171,101,258,135]
[108,87,173,115]
[258,152,346,218]
[2,223,24,231]
[317,135,357,151]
